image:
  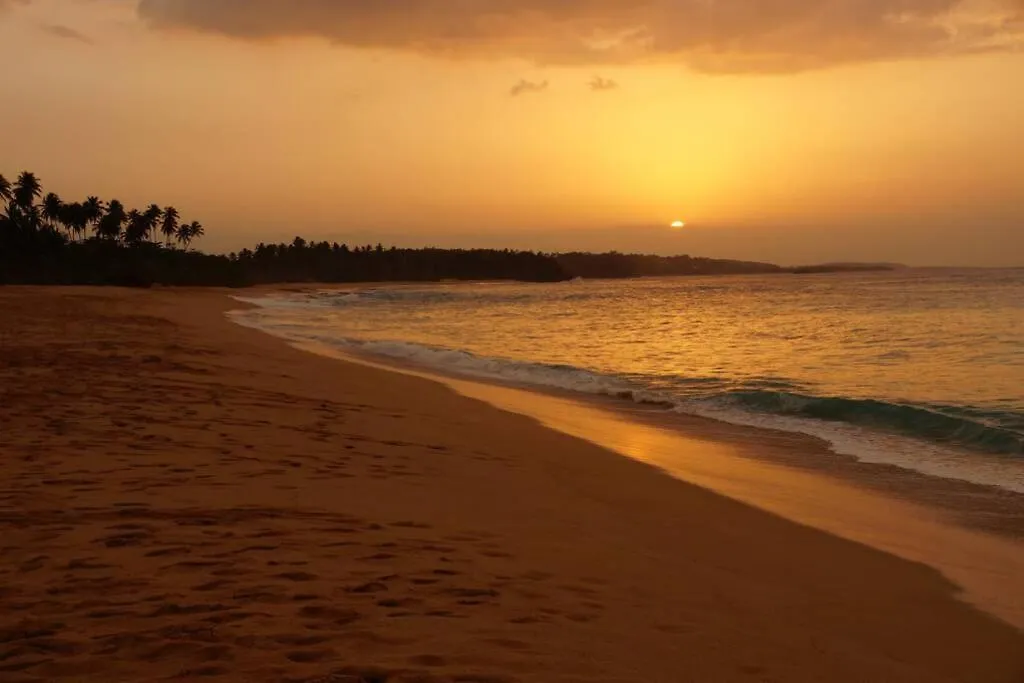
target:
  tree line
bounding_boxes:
[555,252,783,278]
[2,171,204,250]
[0,170,571,285]
[3,169,828,287]
[232,238,566,284]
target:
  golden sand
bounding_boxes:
[1,287,1021,682]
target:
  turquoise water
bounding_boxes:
[234,268,1024,492]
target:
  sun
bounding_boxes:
[670,220,686,229]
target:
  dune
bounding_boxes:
[0,286,1021,683]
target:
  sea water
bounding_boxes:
[232,268,1024,492]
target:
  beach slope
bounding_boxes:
[0,287,1021,683]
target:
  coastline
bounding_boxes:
[292,335,1024,539]
[2,286,1022,682]
[285,339,1024,632]
[230,276,1024,496]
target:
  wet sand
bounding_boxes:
[1,286,1022,682]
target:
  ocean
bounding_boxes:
[232,268,1024,493]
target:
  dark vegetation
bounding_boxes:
[789,262,905,274]
[555,252,782,278]
[1,171,894,287]
[0,171,221,286]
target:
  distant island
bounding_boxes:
[789,262,905,274]
[556,254,900,279]
[1,170,898,287]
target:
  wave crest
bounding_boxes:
[718,391,1023,455]
[340,337,1023,457]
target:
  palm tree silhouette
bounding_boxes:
[0,174,12,239]
[72,203,89,242]
[176,221,205,250]
[160,206,179,247]
[0,168,232,284]
[82,197,103,238]
[124,209,146,244]
[41,192,65,235]
[13,172,42,211]
[98,200,126,241]
[10,172,43,233]
[143,204,163,243]
[176,222,193,250]
[59,202,86,242]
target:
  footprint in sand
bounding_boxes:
[275,571,319,582]
[192,579,235,592]
[286,649,336,663]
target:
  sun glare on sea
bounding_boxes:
[671,221,686,229]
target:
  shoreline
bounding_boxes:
[227,290,1024,540]
[229,282,1024,497]
[285,334,1024,539]
[2,286,1022,682]
[229,291,1024,630]
[279,337,1024,632]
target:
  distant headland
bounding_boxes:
[789,262,905,274]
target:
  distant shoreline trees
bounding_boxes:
[0,170,569,286]
[1,170,890,288]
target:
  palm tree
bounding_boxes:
[41,192,65,234]
[73,204,89,242]
[124,209,146,244]
[176,222,194,250]
[13,172,41,211]
[0,174,13,241]
[160,206,179,247]
[176,221,204,250]
[10,172,42,234]
[59,202,86,242]
[143,204,163,243]
[82,196,103,239]
[83,196,102,222]
[97,199,126,241]
[1,170,212,270]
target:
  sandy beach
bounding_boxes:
[1,287,1022,683]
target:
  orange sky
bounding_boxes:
[2,0,1022,265]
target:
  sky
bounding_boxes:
[1,0,1022,266]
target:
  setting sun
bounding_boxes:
[671,221,686,229]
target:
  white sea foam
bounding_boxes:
[347,336,1024,492]
[681,401,1024,493]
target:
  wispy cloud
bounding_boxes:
[0,0,31,12]
[588,76,618,92]
[40,22,93,44]
[510,79,548,97]
[135,0,1024,74]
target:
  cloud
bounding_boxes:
[0,0,31,12]
[135,0,1024,73]
[510,78,549,97]
[589,76,618,91]
[40,22,93,43]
